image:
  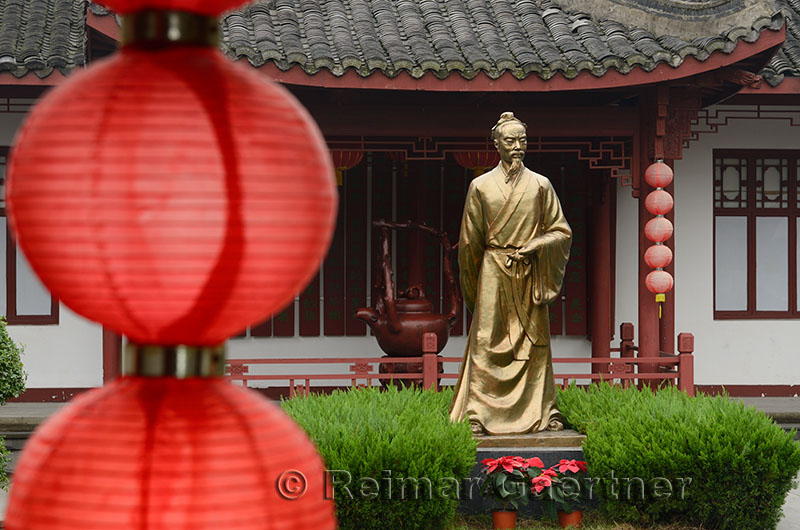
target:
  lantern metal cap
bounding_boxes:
[124,343,226,378]
[121,10,220,48]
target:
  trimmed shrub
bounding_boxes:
[0,317,26,405]
[558,383,800,530]
[0,317,26,489]
[283,386,477,530]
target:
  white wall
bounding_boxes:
[8,308,103,388]
[670,106,800,386]
[1,109,104,389]
[616,179,640,334]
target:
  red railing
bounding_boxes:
[225,323,695,397]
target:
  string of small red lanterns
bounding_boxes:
[643,161,675,319]
[5,1,338,528]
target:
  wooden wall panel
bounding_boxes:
[395,162,409,291]
[422,162,442,313]
[250,317,272,337]
[299,272,320,336]
[370,154,393,321]
[442,160,466,336]
[345,162,368,335]
[272,302,294,337]
[323,184,346,335]
[564,157,588,336]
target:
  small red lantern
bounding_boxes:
[645,270,674,295]
[98,0,245,15]
[644,217,674,243]
[7,47,336,346]
[645,189,674,216]
[5,377,337,529]
[644,244,673,269]
[454,151,501,177]
[645,161,674,188]
[331,150,364,186]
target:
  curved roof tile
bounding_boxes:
[221,0,785,82]
[0,0,86,78]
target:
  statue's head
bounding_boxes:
[491,112,528,167]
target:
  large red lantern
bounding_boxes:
[7,46,336,346]
[5,376,336,529]
[7,7,338,530]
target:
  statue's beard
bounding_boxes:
[506,157,523,182]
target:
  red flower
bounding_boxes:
[523,457,544,469]
[557,459,586,474]
[532,474,552,493]
[542,468,558,477]
[481,456,524,474]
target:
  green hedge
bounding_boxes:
[282,386,477,530]
[0,317,26,490]
[558,383,800,529]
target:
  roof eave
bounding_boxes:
[259,25,786,93]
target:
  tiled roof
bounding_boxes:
[220,0,784,82]
[0,0,87,78]
[763,0,800,85]
[0,0,796,85]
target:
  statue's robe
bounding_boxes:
[449,165,572,435]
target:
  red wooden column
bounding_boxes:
[102,327,122,384]
[637,89,662,370]
[590,173,613,372]
[637,86,698,377]
[660,162,676,356]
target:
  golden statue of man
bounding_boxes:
[450,112,572,436]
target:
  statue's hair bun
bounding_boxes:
[491,112,527,139]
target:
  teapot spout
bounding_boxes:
[355,307,379,324]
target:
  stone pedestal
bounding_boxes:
[459,430,587,516]
[474,429,585,448]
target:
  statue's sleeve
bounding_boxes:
[458,181,486,313]
[531,178,572,305]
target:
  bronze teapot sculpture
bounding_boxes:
[355,220,461,357]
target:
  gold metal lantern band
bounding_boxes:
[120,10,220,48]
[123,344,226,378]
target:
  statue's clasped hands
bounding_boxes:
[505,241,540,268]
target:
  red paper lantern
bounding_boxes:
[645,161,674,188]
[453,151,501,170]
[7,47,336,346]
[644,217,674,243]
[645,189,674,216]
[5,377,336,529]
[331,150,364,186]
[98,0,245,15]
[644,244,673,269]
[331,150,364,171]
[645,270,674,294]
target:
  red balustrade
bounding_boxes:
[226,324,695,398]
